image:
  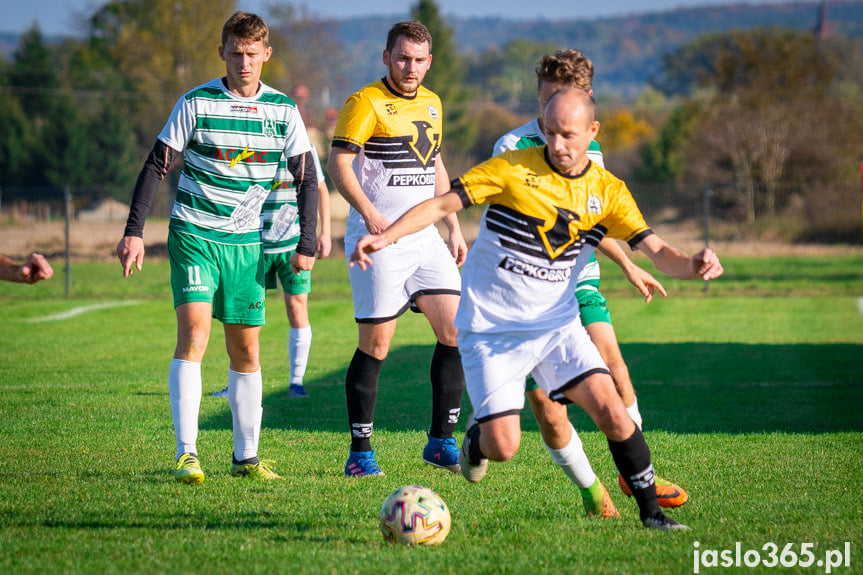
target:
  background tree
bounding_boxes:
[84,0,235,142]
[643,27,862,237]
[411,0,477,176]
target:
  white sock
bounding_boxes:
[626,397,643,430]
[544,422,597,489]
[227,367,263,462]
[288,326,312,386]
[169,358,202,460]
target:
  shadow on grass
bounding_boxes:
[200,342,863,436]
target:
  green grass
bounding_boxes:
[1,255,861,574]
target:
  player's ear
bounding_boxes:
[218,45,225,62]
[427,53,433,69]
[382,49,389,66]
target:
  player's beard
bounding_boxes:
[387,64,423,96]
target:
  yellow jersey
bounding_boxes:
[453,146,652,333]
[332,78,443,243]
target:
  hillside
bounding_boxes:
[3,2,861,100]
[335,1,863,98]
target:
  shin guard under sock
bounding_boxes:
[429,342,465,438]
[607,427,660,521]
[345,348,382,452]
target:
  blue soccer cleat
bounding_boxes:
[344,449,384,477]
[422,433,461,473]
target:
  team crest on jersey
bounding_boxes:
[385,103,398,115]
[409,120,439,168]
[524,173,540,189]
[262,118,276,137]
[428,105,439,120]
[538,206,582,260]
[587,195,602,215]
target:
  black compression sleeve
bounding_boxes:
[123,140,176,238]
[287,151,319,257]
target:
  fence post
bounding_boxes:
[64,184,72,298]
[703,183,711,293]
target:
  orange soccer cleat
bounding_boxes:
[618,474,689,508]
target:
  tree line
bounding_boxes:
[1,0,860,242]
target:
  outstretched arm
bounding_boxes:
[636,234,724,281]
[0,252,54,284]
[350,191,465,270]
[436,157,467,266]
[597,237,666,302]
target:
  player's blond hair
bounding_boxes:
[535,49,594,92]
[221,12,269,48]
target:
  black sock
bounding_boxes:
[233,455,260,465]
[607,427,660,521]
[346,348,382,452]
[429,342,465,438]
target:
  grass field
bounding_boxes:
[1,254,861,574]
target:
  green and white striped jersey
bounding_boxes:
[492,118,604,292]
[261,145,325,254]
[158,78,313,246]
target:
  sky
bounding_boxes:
[4,0,806,37]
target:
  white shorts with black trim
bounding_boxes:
[345,226,461,322]
[457,318,609,422]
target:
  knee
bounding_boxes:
[481,425,521,462]
[360,343,389,361]
[177,328,209,359]
[593,402,634,442]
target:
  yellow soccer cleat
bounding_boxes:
[175,453,205,485]
[230,459,284,480]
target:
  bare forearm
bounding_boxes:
[0,254,21,282]
[381,193,463,245]
[648,244,699,279]
[597,237,635,273]
[327,151,375,219]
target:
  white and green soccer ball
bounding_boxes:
[379,485,451,546]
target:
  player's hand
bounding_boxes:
[20,253,54,283]
[692,248,723,281]
[363,210,390,235]
[624,263,667,303]
[317,231,332,259]
[349,234,388,271]
[291,252,316,274]
[448,228,468,267]
[117,236,145,278]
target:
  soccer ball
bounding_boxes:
[379,485,451,546]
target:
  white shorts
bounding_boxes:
[457,319,609,422]
[346,226,461,322]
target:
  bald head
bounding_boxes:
[543,87,600,175]
[545,87,596,126]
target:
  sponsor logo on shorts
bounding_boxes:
[387,173,435,187]
[248,301,265,310]
[499,255,572,282]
